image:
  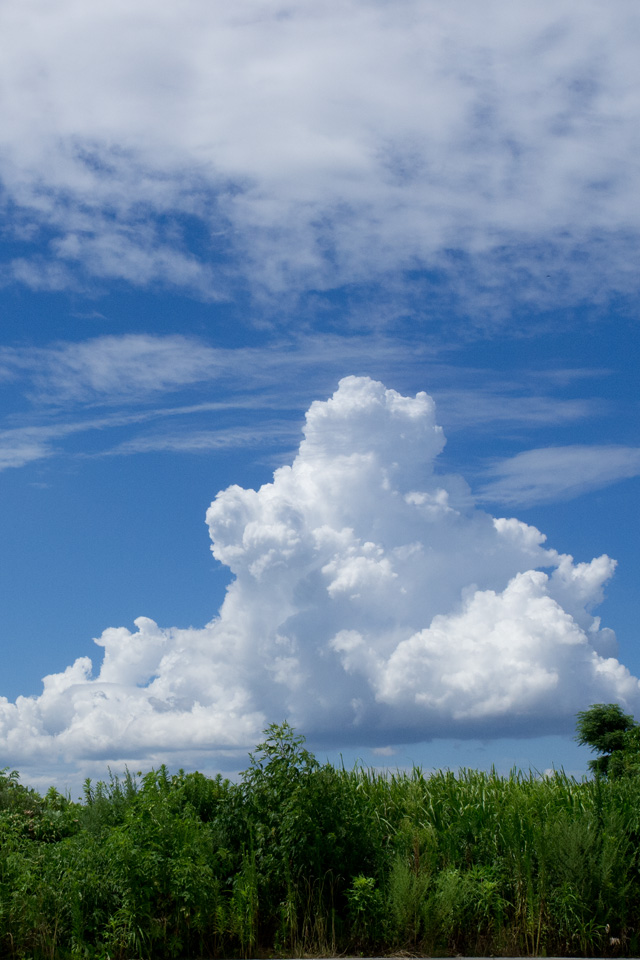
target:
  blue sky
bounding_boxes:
[1,0,640,791]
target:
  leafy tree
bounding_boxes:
[608,725,640,780]
[575,703,638,777]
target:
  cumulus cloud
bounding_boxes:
[1,376,637,780]
[0,0,640,312]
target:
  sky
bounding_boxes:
[1,0,640,793]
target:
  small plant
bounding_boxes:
[346,874,384,949]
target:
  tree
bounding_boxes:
[575,703,638,777]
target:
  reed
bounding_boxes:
[1,731,640,958]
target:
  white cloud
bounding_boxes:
[106,422,298,456]
[0,334,226,404]
[0,1,639,309]
[2,331,610,482]
[432,390,602,430]
[479,445,640,505]
[0,331,420,408]
[0,435,53,470]
[1,376,636,783]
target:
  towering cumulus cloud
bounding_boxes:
[1,377,638,778]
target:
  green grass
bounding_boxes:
[1,725,639,958]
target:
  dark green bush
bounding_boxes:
[2,727,640,957]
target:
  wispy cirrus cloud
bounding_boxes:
[432,390,604,431]
[478,445,640,506]
[104,422,300,457]
[0,415,300,473]
[0,332,616,474]
[0,435,53,470]
[0,1,639,319]
[1,332,422,407]
[2,333,610,414]
[0,334,227,404]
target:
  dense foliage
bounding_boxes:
[2,720,640,958]
[575,703,640,778]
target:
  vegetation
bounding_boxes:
[1,713,640,958]
[575,702,640,778]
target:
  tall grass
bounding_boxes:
[1,730,639,958]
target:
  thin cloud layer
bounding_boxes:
[1,377,637,781]
[0,335,226,404]
[2,332,607,477]
[480,445,640,506]
[1,1,640,312]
